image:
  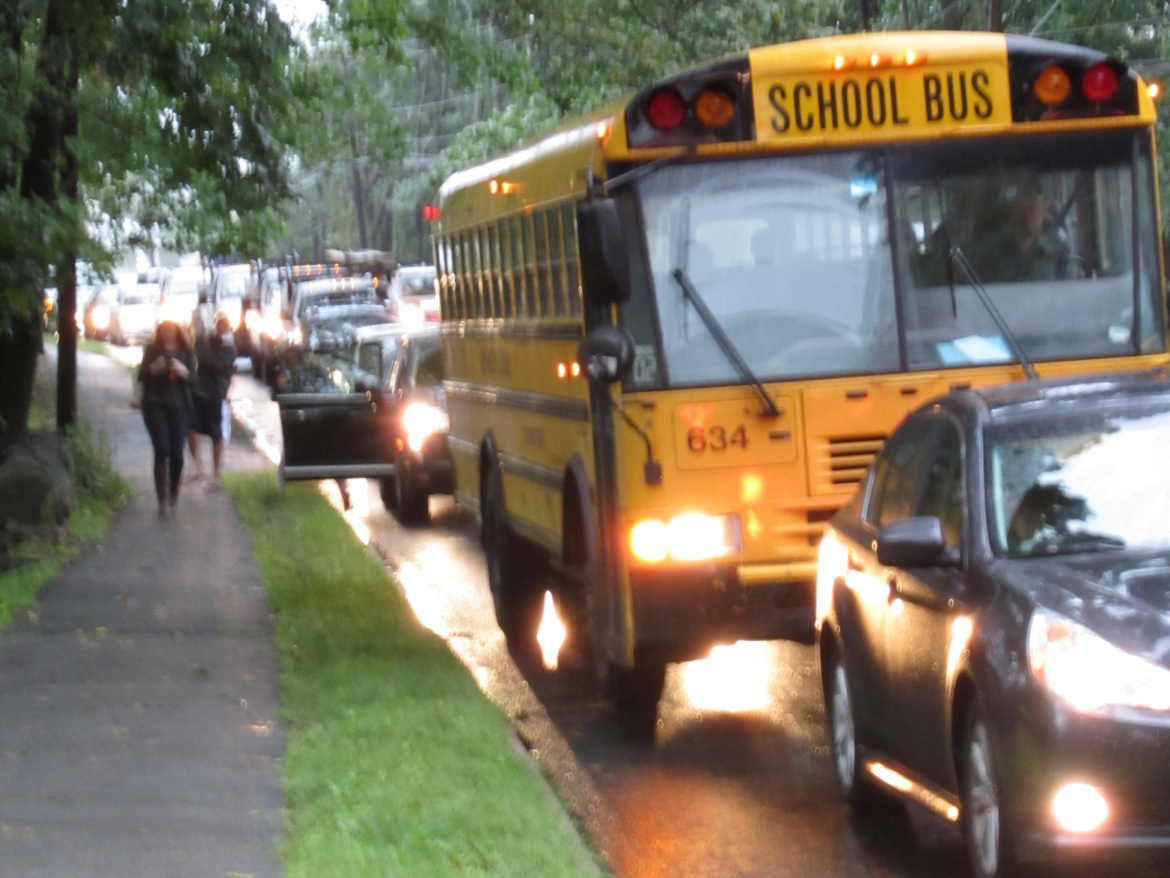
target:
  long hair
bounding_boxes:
[148,319,194,357]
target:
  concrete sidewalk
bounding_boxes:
[0,349,284,877]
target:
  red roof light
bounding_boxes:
[646,88,687,131]
[1082,63,1119,102]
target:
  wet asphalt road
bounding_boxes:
[218,363,1158,878]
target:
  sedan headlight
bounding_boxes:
[402,402,449,452]
[629,513,741,564]
[263,312,285,340]
[91,304,110,329]
[1028,608,1170,714]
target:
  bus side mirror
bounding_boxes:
[577,199,631,305]
[578,326,635,384]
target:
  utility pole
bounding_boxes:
[988,0,1003,31]
[861,0,871,32]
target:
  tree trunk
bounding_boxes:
[0,0,63,448]
[346,114,369,250]
[0,319,42,450]
[57,28,80,431]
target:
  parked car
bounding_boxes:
[276,324,451,525]
[245,266,288,383]
[353,325,451,522]
[81,284,117,340]
[157,265,206,329]
[196,263,253,350]
[108,283,161,345]
[817,371,1170,878]
[389,264,439,325]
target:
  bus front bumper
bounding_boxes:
[629,565,815,659]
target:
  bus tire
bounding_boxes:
[482,462,541,649]
[605,648,666,716]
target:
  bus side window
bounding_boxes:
[451,234,464,320]
[562,202,581,317]
[494,221,512,319]
[549,205,567,317]
[439,237,452,319]
[469,227,482,319]
[534,210,552,318]
[488,224,503,319]
[509,215,526,318]
[523,213,540,317]
[460,232,473,319]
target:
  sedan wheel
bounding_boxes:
[830,661,857,798]
[961,701,1017,878]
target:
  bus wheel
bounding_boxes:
[482,464,541,649]
[605,648,666,718]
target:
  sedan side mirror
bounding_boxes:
[877,516,960,568]
[577,325,635,385]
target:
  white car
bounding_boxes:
[158,266,206,328]
[109,284,161,345]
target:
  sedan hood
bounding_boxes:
[997,552,1170,666]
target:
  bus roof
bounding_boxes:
[437,31,1155,231]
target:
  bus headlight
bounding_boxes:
[402,402,449,452]
[630,513,741,563]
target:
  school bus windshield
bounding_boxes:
[626,130,1164,390]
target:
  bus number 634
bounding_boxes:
[687,425,749,453]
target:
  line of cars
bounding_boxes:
[269,259,451,525]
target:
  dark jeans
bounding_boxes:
[142,402,188,503]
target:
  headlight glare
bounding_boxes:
[630,514,740,564]
[92,305,110,329]
[402,402,448,452]
[1028,608,1170,714]
[817,530,850,624]
[630,520,668,563]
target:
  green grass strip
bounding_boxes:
[0,493,124,632]
[225,472,605,878]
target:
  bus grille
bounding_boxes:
[826,435,886,488]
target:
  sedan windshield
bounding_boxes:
[987,403,1170,557]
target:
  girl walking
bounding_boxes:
[138,320,195,516]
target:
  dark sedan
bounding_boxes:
[816,371,1170,878]
[276,324,451,525]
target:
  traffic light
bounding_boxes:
[422,204,440,222]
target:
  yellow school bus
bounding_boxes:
[434,31,1168,710]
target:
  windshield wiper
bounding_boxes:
[947,247,1039,381]
[595,146,697,196]
[672,268,781,417]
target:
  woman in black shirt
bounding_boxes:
[138,320,196,515]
